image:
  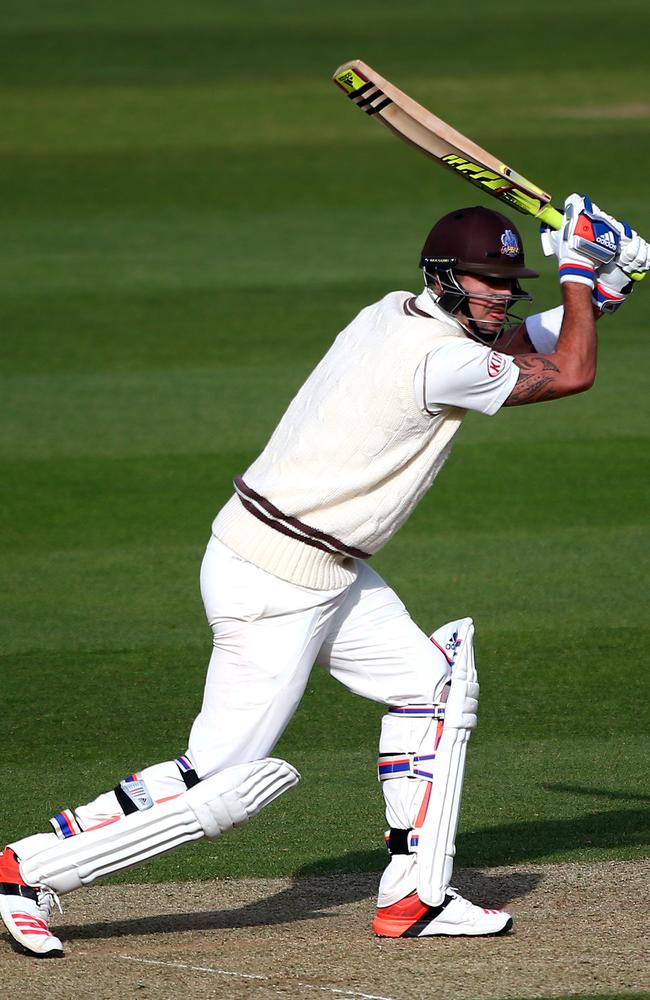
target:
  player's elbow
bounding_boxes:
[582,367,597,391]
[563,363,596,395]
[577,357,597,391]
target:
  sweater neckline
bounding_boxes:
[411,289,467,337]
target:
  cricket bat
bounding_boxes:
[333,60,644,281]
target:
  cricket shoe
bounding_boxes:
[373,887,513,937]
[0,848,64,957]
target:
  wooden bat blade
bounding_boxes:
[333,60,561,228]
[333,60,645,282]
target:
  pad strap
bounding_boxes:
[387,706,446,719]
[50,756,200,841]
[378,753,437,781]
[378,706,445,782]
[114,775,152,815]
[384,828,419,855]
[50,810,82,840]
[176,756,200,789]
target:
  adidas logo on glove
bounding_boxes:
[596,232,617,250]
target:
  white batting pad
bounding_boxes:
[377,705,446,906]
[416,618,478,905]
[376,618,478,908]
[15,757,299,895]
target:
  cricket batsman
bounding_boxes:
[1,194,648,956]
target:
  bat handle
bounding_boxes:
[537,204,564,229]
[537,204,645,282]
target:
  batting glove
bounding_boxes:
[585,206,650,276]
[592,262,634,314]
[541,198,648,311]
[540,193,621,288]
[619,230,650,275]
[542,230,635,312]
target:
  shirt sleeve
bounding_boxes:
[525,306,564,354]
[414,337,519,416]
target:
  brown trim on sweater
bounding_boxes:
[403,295,432,319]
[234,476,370,560]
[235,493,345,558]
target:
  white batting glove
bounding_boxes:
[541,194,621,288]
[583,204,649,275]
[592,263,635,313]
[619,232,650,274]
[541,198,648,312]
[542,229,635,312]
[542,201,650,276]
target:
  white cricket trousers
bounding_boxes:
[188,536,450,779]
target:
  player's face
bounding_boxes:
[456,273,516,341]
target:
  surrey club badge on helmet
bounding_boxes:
[500,230,520,258]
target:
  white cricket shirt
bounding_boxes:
[412,290,518,415]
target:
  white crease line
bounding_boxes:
[121,955,267,981]
[120,955,400,1000]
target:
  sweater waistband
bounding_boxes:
[212,494,359,591]
[234,476,370,561]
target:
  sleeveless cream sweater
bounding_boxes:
[214,291,468,589]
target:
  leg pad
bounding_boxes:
[14,758,299,895]
[377,618,479,908]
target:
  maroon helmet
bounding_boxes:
[420,206,539,279]
[419,206,536,344]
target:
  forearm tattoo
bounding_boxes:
[505,355,561,405]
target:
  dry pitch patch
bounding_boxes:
[1,860,647,1000]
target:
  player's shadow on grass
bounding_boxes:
[542,783,650,803]
[46,804,648,945]
[456,805,649,869]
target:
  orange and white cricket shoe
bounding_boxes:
[373,887,513,937]
[0,848,63,957]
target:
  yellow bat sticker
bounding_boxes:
[441,154,544,216]
[334,67,368,94]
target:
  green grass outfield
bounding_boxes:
[1,0,648,891]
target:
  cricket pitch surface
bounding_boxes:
[1,859,647,1000]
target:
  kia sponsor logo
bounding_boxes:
[487,351,506,378]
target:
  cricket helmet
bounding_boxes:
[420,206,539,279]
[419,206,536,344]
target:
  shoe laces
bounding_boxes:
[37,886,63,918]
[446,887,476,915]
